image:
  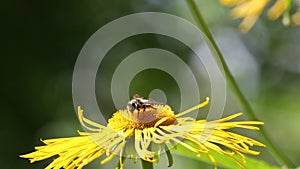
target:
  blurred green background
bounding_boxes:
[2,0,300,169]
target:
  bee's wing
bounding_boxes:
[148,98,165,105]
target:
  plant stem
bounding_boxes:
[186,0,295,168]
[141,159,153,169]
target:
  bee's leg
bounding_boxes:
[151,105,157,110]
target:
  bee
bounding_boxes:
[127,94,164,113]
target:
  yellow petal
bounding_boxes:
[267,0,288,20]
[292,12,300,25]
[220,0,246,6]
[231,0,270,19]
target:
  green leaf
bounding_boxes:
[172,144,280,169]
[141,159,153,169]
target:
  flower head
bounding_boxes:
[20,96,264,169]
[220,0,300,32]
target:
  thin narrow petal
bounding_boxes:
[220,0,247,6]
[151,112,264,168]
[221,0,271,32]
[231,0,270,19]
[268,0,288,20]
[20,125,130,169]
[77,106,105,131]
[20,134,104,169]
[292,0,300,25]
[134,129,156,162]
[176,97,209,117]
[292,12,300,25]
[239,15,260,33]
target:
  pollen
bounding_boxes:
[108,104,177,131]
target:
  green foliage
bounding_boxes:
[173,144,280,169]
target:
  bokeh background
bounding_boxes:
[2,0,300,169]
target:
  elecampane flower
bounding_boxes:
[20,96,265,169]
[220,0,300,32]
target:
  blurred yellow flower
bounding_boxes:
[220,0,300,32]
[292,0,300,25]
[20,97,265,169]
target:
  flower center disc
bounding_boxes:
[108,104,177,131]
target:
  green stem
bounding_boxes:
[283,0,292,26]
[141,159,153,169]
[186,0,295,168]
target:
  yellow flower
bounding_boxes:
[220,0,300,33]
[20,97,265,169]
